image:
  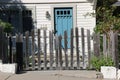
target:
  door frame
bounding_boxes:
[51,4,77,31]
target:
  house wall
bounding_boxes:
[25,2,95,56]
[0,1,96,66]
[0,1,96,34]
[34,2,96,34]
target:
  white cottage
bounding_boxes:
[0,0,96,34]
[0,0,97,68]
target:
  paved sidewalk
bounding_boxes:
[0,70,115,80]
[0,72,13,80]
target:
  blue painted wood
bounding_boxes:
[54,8,73,48]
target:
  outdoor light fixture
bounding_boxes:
[46,11,51,19]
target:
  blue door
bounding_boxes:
[54,8,73,48]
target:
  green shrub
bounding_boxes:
[91,55,114,71]
[0,20,13,33]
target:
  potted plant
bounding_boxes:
[91,55,114,71]
[91,55,117,79]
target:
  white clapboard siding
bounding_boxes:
[35,2,95,32]
[77,3,96,31]
[36,5,51,30]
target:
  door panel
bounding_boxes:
[54,8,73,48]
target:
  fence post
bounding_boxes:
[75,27,80,69]
[16,34,23,73]
[38,29,41,70]
[87,30,91,68]
[31,29,35,70]
[64,31,68,69]
[70,28,74,69]
[25,31,29,70]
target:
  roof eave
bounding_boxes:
[112,1,120,6]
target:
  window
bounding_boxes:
[64,11,66,15]
[57,11,59,15]
[61,11,63,15]
[67,11,70,15]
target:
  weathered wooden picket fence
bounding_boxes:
[0,27,119,71]
[93,31,119,68]
[0,27,93,70]
[21,27,92,70]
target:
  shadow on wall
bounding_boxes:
[87,0,97,9]
[0,0,25,11]
[0,0,34,35]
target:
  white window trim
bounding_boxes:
[51,4,77,31]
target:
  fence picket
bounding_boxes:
[114,32,119,68]
[87,30,91,68]
[49,31,53,69]
[81,28,85,68]
[59,35,62,69]
[111,31,119,68]
[25,31,29,69]
[55,36,59,69]
[93,33,100,57]
[44,30,47,70]
[70,28,74,69]
[75,27,80,69]
[3,33,8,63]
[64,31,68,69]
[31,30,35,70]
[103,34,107,57]
[9,35,12,63]
[38,29,41,70]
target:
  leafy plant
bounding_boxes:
[95,0,119,34]
[91,55,114,71]
[0,19,13,33]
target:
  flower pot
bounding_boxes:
[101,66,116,79]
